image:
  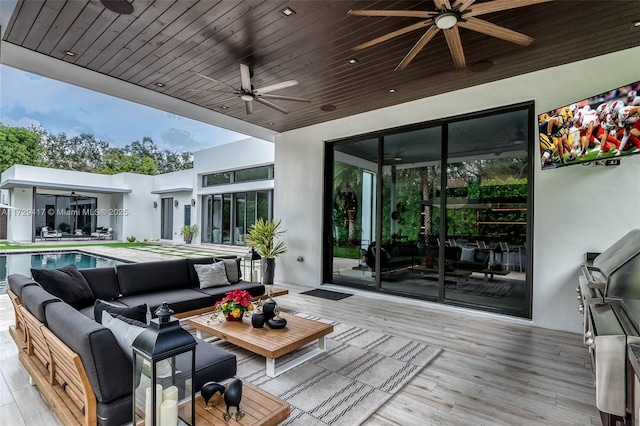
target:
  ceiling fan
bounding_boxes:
[348,0,552,71]
[193,64,311,114]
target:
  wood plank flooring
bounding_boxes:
[0,282,599,425]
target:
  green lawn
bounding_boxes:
[333,246,362,259]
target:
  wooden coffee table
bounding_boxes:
[190,312,333,377]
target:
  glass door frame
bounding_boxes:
[323,101,534,319]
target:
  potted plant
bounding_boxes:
[180,224,198,244]
[245,218,287,285]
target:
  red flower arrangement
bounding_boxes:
[211,289,254,322]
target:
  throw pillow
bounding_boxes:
[460,247,475,263]
[94,299,148,324]
[194,263,230,289]
[221,258,240,283]
[102,311,173,378]
[31,264,95,309]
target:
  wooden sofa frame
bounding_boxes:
[9,289,96,426]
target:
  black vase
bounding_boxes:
[262,299,277,320]
[201,381,224,410]
[262,257,276,285]
[223,378,245,421]
[251,312,266,328]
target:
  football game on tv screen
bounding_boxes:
[538,80,640,169]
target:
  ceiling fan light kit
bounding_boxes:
[435,12,459,29]
[349,0,551,71]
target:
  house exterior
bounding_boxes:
[0,137,275,244]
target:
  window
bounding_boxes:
[202,166,273,187]
[184,205,191,226]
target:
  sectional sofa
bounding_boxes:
[8,256,265,426]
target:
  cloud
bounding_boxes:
[0,64,249,151]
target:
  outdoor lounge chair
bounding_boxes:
[40,227,62,240]
[91,228,113,240]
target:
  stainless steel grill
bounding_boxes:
[578,229,640,423]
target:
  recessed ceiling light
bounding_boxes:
[388,88,397,93]
[634,21,640,28]
[65,51,75,56]
[221,106,229,110]
[155,82,165,87]
[320,104,336,112]
[282,7,295,16]
[347,58,358,65]
[267,122,274,125]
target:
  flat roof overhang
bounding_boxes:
[151,188,193,194]
[0,179,132,194]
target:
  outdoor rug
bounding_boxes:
[210,314,442,426]
[300,289,353,301]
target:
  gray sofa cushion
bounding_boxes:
[116,260,190,295]
[21,285,62,325]
[80,267,121,301]
[7,274,39,299]
[96,394,131,426]
[118,289,212,317]
[186,257,216,287]
[31,264,95,309]
[45,302,132,403]
[192,338,237,390]
[214,256,242,280]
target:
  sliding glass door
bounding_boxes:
[326,103,532,318]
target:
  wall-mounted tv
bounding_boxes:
[538,80,639,169]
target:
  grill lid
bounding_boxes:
[594,229,640,278]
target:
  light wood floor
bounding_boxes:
[0,283,599,425]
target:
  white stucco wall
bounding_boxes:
[274,45,640,333]
[193,137,274,173]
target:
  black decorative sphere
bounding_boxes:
[251,312,266,328]
[267,316,287,329]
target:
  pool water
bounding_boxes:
[0,251,124,294]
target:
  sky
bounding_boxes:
[0,64,247,153]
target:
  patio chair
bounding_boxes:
[91,227,114,240]
[41,227,62,240]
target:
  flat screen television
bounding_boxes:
[538,80,640,169]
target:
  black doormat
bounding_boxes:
[300,289,353,301]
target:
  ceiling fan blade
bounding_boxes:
[245,100,253,114]
[193,72,237,91]
[433,0,452,10]
[443,26,466,69]
[259,93,311,103]
[348,9,437,18]
[452,0,476,12]
[459,17,534,46]
[464,0,553,18]
[255,98,289,114]
[352,20,431,51]
[255,80,299,94]
[240,64,252,92]
[395,25,440,71]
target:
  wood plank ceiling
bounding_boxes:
[3,0,640,133]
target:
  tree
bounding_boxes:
[0,125,43,173]
[102,149,158,175]
[40,131,109,172]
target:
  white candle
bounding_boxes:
[160,400,178,426]
[163,385,178,403]
[146,384,163,425]
[185,379,192,399]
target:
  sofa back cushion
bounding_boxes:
[21,285,62,325]
[31,265,96,309]
[116,260,190,295]
[7,274,39,299]
[45,301,132,403]
[79,267,121,301]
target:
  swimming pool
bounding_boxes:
[0,251,125,294]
